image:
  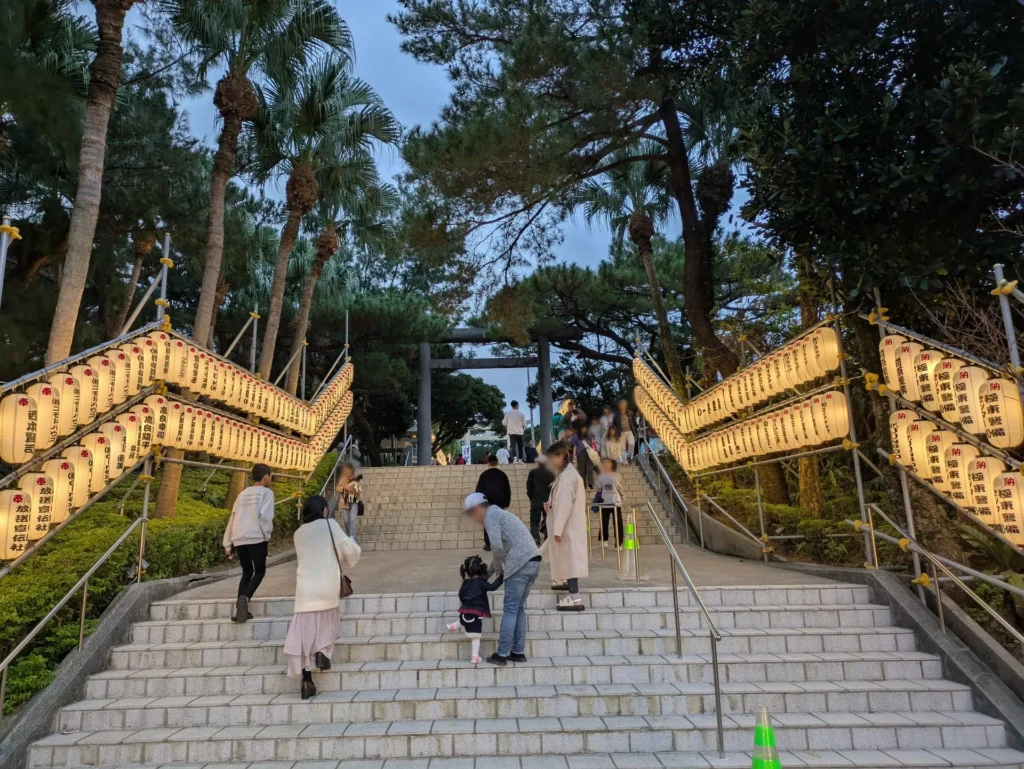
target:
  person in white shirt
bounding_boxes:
[222,463,276,623]
[496,446,511,464]
[502,400,527,461]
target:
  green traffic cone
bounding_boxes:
[751,705,781,769]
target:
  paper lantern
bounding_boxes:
[905,420,937,476]
[934,358,966,424]
[87,355,117,415]
[967,457,1006,525]
[116,412,142,465]
[26,382,61,450]
[138,336,159,387]
[954,366,989,434]
[888,410,916,465]
[145,395,169,444]
[0,393,39,464]
[781,344,801,390]
[808,327,841,378]
[994,472,1024,544]
[62,447,93,507]
[205,355,221,398]
[925,430,958,493]
[167,337,189,385]
[80,434,111,492]
[120,343,146,397]
[895,342,925,401]
[913,350,945,412]
[0,489,33,560]
[879,335,907,392]
[981,379,1024,449]
[164,401,186,448]
[131,405,156,455]
[108,348,131,406]
[147,331,172,380]
[41,458,76,524]
[799,401,821,445]
[49,373,80,436]
[99,422,128,477]
[820,391,850,440]
[68,365,99,426]
[18,473,54,541]
[943,443,980,510]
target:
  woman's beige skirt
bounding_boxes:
[284,607,340,677]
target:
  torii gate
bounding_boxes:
[416,327,583,465]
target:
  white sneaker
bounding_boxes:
[556,595,585,612]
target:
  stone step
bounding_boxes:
[27,711,1008,768]
[130,605,893,644]
[58,679,975,733]
[81,652,945,700]
[357,538,682,552]
[109,625,917,671]
[148,586,872,621]
[21,750,1024,769]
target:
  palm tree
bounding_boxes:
[575,141,687,396]
[152,0,349,520]
[252,56,399,381]
[39,0,131,365]
[284,171,399,395]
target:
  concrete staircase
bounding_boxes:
[355,463,686,552]
[27,582,1024,769]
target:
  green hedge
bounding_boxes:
[0,451,338,714]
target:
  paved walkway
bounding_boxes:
[177,541,830,601]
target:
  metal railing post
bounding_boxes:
[250,305,259,372]
[138,458,152,584]
[865,503,880,570]
[753,468,768,563]
[696,493,705,549]
[899,470,926,603]
[156,234,170,322]
[77,579,89,651]
[931,562,946,634]
[632,506,642,584]
[669,556,682,656]
[993,264,1022,372]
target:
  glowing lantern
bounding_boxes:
[981,379,1024,449]
[167,337,189,385]
[781,344,801,390]
[0,490,33,560]
[49,373,80,436]
[42,458,75,524]
[116,412,142,465]
[26,382,61,450]
[905,420,937,475]
[879,335,907,392]
[934,358,966,424]
[138,336,158,387]
[800,401,821,445]
[954,366,989,434]
[145,395,169,443]
[80,434,111,492]
[895,342,925,401]
[68,365,99,426]
[131,405,155,455]
[108,348,131,406]
[164,401,185,448]
[99,422,128,476]
[62,447,93,507]
[205,355,220,397]
[119,343,145,396]
[809,328,841,378]
[913,350,945,412]
[0,393,39,464]
[967,457,1006,525]
[147,332,172,380]
[994,472,1024,544]
[19,473,54,540]
[925,430,958,493]
[818,391,850,440]
[180,406,198,449]
[945,443,979,509]
[87,355,116,415]
[887,410,916,465]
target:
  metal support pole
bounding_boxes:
[614,503,621,572]
[993,264,1022,372]
[417,342,432,466]
[156,234,170,321]
[632,506,642,584]
[865,503,880,570]
[78,579,89,651]
[345,310,350,361]
[538,336,553,450]
[138,458,152,584]
[0,216,15,312]
[931,562,946,634]
[753,469,768,563]
[900,469,926,603]
[300,343,307,401]
[250,305,259,373]
[710,636,725,758]
[669,557,682,657]
[223,314,254,360]
[120,276,162,335]
[526,366,536,446]
[696,493,705,549]
[833,276,873,566]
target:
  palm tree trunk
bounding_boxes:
[191,113,243,348]
[111,253,144,336]
[658,96,739,379]
[628,213,686,396]
[223,463,247,511]
[258,208,303,380]
[44,0,132,364]
[285,253,329,395]
[207,277,230,350]
[352,403,381,467]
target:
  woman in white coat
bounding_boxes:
[544,441,589,611]
[285,495,361,700]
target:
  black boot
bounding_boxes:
[235,594,249,623]
[301,670,316,700]
[315,652,331,671]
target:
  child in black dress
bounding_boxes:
[447,554,503,663]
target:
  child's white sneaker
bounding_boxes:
[447,622,459,633]
[471,654,482,664]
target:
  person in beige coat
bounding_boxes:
[543,441,589,611]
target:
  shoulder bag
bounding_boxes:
[325,520,354,599]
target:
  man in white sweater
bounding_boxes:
[502,400,527,462]
[222,463,275,623]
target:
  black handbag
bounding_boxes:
[326,520,354,599]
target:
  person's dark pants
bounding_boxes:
[235,541,269,599]
[509,434,524,461]
[529,503,547,544]
[601,506,624,544]
[567,578,580,595]
[484,530,490,549]
[577,452,596,488]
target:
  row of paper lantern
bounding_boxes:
[632,328,841,437]
[0,391,354,559]
[634,387,689,468]
[888,410,1024,545]
[0,331,354,465]
[879,334,1024,448]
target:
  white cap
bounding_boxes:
[463,492,487,511]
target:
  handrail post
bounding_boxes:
[138,458,152,583]
[865,504,880,570]
[753,468,768,562]
[696,493,705,549]
[899,475,926,603]
[931,562,946,634]
[710,634,725,758]
[632,506,642,584]
[669,556,682,657]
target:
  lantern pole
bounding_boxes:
[993,264,1022,374]
[753,467,768,563]
[300,341,307,401]
[874,288,925,601]
[0,216,20,313]
[250,304,259,373]
[831,274,874,567]
[156,234,170,322]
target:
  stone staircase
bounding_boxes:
[27,581,1024,769]
[355,463,687,551]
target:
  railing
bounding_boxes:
[319,435,355,498]
[634,427,693,544]
[0,457,154,718]
[643,501,725,758]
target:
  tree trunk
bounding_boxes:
[207,277,230,350]
[44,0,132,364]
[111,254,144,337]
[285,253,329,395]
[796,253,823,516]
[223,463,247,511]
[759,464,791,505]
[628,212,687,396]
[659,96,739,378]
[153,449,183,519]
[191,113,243,347]
[258,208,303,380]
[352,403,381,467]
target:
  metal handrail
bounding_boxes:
[698,494,768,550]
[855,503,1024,660]
[0,458,154,718]
[320,435,354,497]
[643,501,724,758]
